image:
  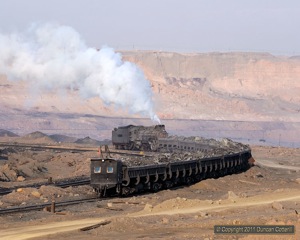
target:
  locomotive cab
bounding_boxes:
[90,158,123,197]
[112,126,131,149]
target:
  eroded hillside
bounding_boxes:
[1,52,300,146]
[123,51,300,121]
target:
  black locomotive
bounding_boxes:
[112,125,168,151]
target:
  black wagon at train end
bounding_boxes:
[90,158,123,197]
[90,150,254,197]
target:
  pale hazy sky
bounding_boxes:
[0,0,299,55]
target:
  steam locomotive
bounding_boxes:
[112,125,168,151]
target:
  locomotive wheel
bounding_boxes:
[128,142,135,150]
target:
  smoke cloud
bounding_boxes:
[0,23,160,123]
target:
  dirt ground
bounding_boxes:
[0,142,299,240]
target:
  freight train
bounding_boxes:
[91,125,254,197]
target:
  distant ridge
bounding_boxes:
[23,131,49,139]
[20,131,56,144]
[0,129,19,137]
[75,136,101,145]
[49,134,77,143]
[289,55,300,60]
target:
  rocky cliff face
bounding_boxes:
[122,51,300,122]
[1,51,300,146]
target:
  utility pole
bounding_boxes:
[279,134,281,147]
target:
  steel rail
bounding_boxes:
[0,197,99,215]
[0,142,151,156]
[0,142,97,152]
[0,178,91,196]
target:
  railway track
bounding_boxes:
[0,142,150,198]
[0,142,96,153]
[0,188,12,195]
[0,197,99,215]
[0,142,151,157]
[0,177,91,196]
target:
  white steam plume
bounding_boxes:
[0,23,160,123]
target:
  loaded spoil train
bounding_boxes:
[90,125,254,197]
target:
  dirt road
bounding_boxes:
[255,159,300,171]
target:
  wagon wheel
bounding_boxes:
[98,187,106,198]
[122,187,131,196]
[186,176,193,185]
[152,183,161,192]
[125,143,133,150]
